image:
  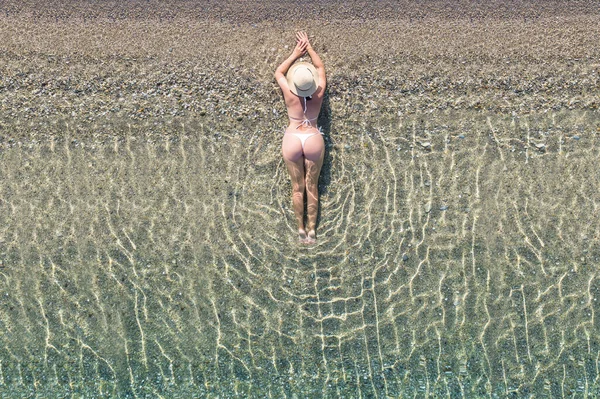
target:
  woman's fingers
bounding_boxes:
[296,31,309,42]
[299,32,311,47]
[295,32,311,53]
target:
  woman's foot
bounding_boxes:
[298,229,309,243]
[306,229,316,244]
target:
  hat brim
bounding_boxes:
[286,62,319,97]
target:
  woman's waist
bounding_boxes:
[288,116,317,125]
[285,124,321,134]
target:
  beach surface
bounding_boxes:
[1,1,600,397]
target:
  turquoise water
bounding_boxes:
[1,110,599,397]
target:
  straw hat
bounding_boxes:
[286,62,319,97]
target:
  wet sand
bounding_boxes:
[1,1,600,397]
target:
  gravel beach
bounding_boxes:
[1,0,599,145]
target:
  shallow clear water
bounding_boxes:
[1,110,599,397]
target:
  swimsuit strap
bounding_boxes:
[289,115,318,121]
[297,119,312,129]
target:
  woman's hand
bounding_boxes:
[296,31,312,50]
[291,37,308,59]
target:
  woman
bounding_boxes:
[274,31,326,244]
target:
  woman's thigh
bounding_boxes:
[303,134,324,183]
[282,134,306,186]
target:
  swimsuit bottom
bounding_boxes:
[285,128,323,150]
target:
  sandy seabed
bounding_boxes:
[1,1,600,397]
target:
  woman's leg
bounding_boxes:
[282,133,307,240]
[302,133,325,242]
